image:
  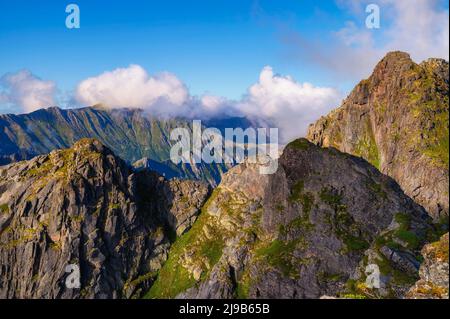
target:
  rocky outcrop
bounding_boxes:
[147,138,435,299]
[0,139,209,298]
[307,52,449,220]
[407,233,449,299]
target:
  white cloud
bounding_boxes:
[75,64,189,110]
[283,0,449,81]
[74,64,340,142]
[383,0,449,62]
[0,65,341,143]
[0,70,56,113]
[238,66,342,142]
[200,95,227,112]
[74,64,242,119]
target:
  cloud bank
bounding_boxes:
[76,65,189,109]
[0,70,56,113]
[74,64,342,142]
[1,64,342,142]
[238,66,341,141]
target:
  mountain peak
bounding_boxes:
[380,50,412,62]
[307,52,449,220]
[371,51,416,81]
[72,138,109,155]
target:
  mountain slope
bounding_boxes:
[0,106,250,185]
[0,139,209,298]
[307,52,449,220]
[148,138,435,299]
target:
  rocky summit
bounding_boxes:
[147,138,437,299]
[0,139,209,298]
[307,51,449,221]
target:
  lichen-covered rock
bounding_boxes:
[0,138,209,298]
[307,51,449,221]
[407,233,449,299]
[148,138,435,299]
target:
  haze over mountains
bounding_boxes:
[0,51,448,299]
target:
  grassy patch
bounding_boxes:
[408,72,449,168]
[375,254,417,285]
[374,233,401,250]
[393,213,420,250]
[146,189,224,298]
[352,117,380,170]
[289,180,303,202]
[342,236,370,252]
[124,271,158,291]
[289,181,314,213]
[0,203,9,214]
[319,187,343,207]
[395,230,420,250]
[236,270,252,299]
[287,138,311,151]
[320,188,369,253]
[255,239,300,278]
[367,181,387,199]
[286,180,315,232]
[318,271,345,283]
[422,111,449,168]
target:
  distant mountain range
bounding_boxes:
[0,106,256,186]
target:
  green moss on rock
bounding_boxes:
[287,138,312,151]
[354,130,380,170]
[393,213,420,250]
[146,189,225,298]
[0,204,9,214]
[255,239,300,278]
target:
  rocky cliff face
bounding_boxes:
[0,139,209,298]
[407,232,449,299]
[307,52,449,221]
[147,138,436,299]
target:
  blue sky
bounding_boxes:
[0,1,360,100]
[0,0,448,139]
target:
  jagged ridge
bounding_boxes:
[0,138,210,298]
